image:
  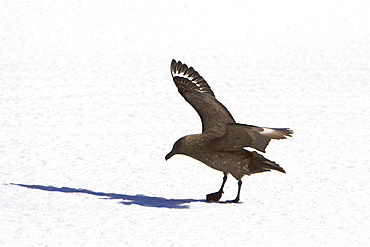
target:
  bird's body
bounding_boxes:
[166,60,292,203]
[171,133,283,180]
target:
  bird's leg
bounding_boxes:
[206,173,227,201]
[224,180,242,203]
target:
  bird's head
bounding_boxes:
[165,136,189,161]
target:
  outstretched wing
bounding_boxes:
[212,123,293,152]
[170,59,235,133]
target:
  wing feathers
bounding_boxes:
[170,59,235,133]
[171,59,215,97]
[170,59,293,150]
[212,123,293,152]
[259,127,293,139]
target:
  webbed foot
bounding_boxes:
[222,198,240,203]
[206,191,223,201]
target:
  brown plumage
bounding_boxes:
[165,59,293,203]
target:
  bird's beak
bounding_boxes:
[165,151,175,161]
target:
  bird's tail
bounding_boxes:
[248,152,286,174]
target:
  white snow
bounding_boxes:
[1,0,370,246]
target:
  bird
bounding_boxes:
[165,59,293,203]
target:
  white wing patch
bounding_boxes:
[260,127,293,139]
[171,60,215,97]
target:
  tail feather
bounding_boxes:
[248,152,286,174]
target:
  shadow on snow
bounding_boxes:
[10,183,205,209]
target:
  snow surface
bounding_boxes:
[1,0,370,246]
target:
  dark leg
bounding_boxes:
[224,180,242,203]
[206,173,228,201]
